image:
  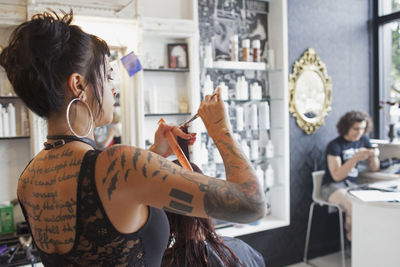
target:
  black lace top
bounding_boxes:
[20,150,170,267]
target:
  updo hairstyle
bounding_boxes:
[0,10,110,118]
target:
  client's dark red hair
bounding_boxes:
[162,127,244,267]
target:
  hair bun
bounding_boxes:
[28,11,73,61]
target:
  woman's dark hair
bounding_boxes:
[162,127,244,267]
[0,10,110,118]
[336,110,373,136]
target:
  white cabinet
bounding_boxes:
[135,0,200,149]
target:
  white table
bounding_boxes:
[350,180,400,267]
[360,170,400,181]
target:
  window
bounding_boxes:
[374,0,400,140]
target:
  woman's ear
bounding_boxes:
[68,73,86,99]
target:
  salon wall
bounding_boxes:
[237,0,372,266]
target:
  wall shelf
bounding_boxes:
[225,98,270,104]
[145,112,191,117]
[0,136,30,140]
[143,68,189,73]
[206,61,281,72]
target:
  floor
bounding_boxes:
[286,252,351,267]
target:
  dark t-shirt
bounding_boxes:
[323,135,372,185]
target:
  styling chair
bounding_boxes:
[303,170,346,267]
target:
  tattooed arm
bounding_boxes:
[95,89,265,225]
[96,145,265,224]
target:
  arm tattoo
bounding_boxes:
[121,152,126,169]
[152,170,160,177]
[124,169,131,182]
[106,159,117,176]
[169,188,193,203]
[201,179,264,223]
[107,146,120,157]
[132,149,141,170]
[147,152,152,163]
[168,200,193,214]
[142,164,147,178]
[107,171,120,200]
[166,167,263,222]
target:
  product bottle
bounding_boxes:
[204,43,213,68]
[250,82,262,100]
[259,102,270,130]
[2,107,9,137]
[252,39,261,63]
[203,75,214,96]
[242,39,250,62]
[250,104,258,130]
[230,35,239,62]
[256,165,265,191]
[236,106,244,132]
[218,82,229,101]
[265,164,275,188]
[235,77,241,100]
[250,140,259,160]
[266,139,275,159]
[241,76,249,100]
[7,103,16,137]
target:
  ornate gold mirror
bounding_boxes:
[289,48,332,134]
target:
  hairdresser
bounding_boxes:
[0,11,266,266]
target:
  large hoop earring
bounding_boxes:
[66,98,94,138]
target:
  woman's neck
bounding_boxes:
[47,113,95,140]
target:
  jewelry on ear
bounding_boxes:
[66,97,93,138]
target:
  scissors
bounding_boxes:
[179,91,218,127]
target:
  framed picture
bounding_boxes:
[168,43,189,69]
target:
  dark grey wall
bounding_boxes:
[239,0,372,266]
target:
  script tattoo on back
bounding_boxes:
[19,148,82,251]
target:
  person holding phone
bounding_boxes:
[321,111,380,241]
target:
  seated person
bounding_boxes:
[321,111,380,241]
[101,108,122,147]
[162,128,265,267]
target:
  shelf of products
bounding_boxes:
[143,68,189,73]
[0,87,30,139]
[196,0,289,237]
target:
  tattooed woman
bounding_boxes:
[0,11,266,267]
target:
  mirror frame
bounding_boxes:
[289,47,332,134]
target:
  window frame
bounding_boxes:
[373,0,400,138]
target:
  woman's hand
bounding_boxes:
[150,121,196,157]
[197,87,232,138]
